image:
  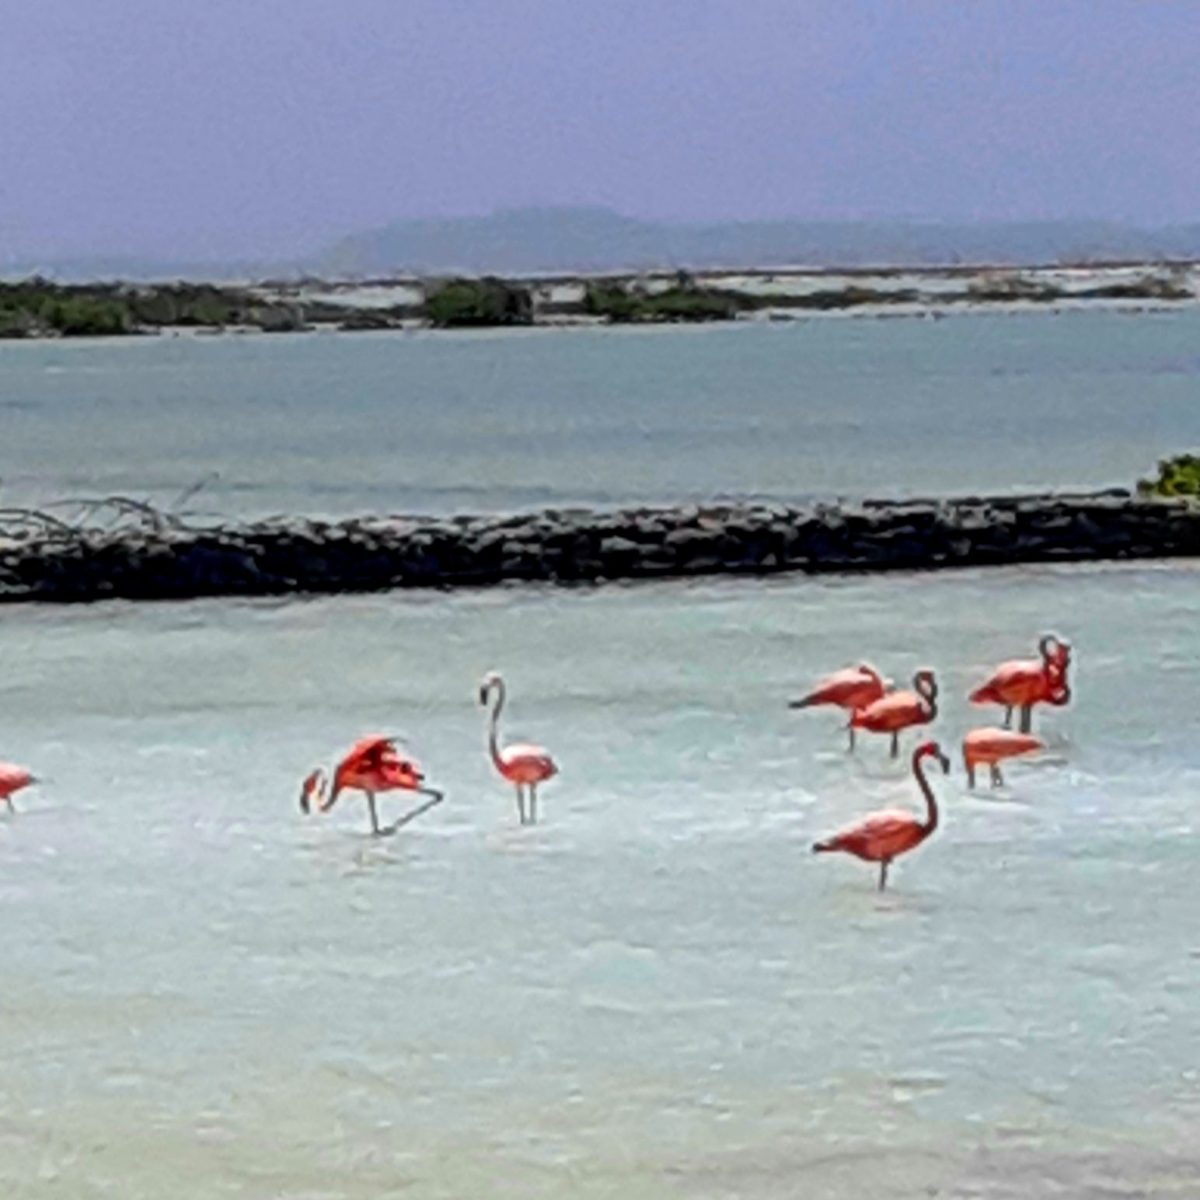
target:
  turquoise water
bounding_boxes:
[1,315,1199,1197]
[1,310,1198,517]
[1,562,1198,1197]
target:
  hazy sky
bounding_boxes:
[3,1,1197,260]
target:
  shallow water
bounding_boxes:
[2,561,1198,1197]
[2,309,1199,518]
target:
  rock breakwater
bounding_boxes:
[1,490,1196,603]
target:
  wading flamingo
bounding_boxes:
[962,727,1042,788]
[970,634,1071,733]
[479,671,558,825]
[850,669,938,758]
[0,762,36,811]
[813,740,950,891]
[789,663,890,750]
[300,735,443,837]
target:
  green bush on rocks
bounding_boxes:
[583,275,749,323]
[1137,453,1200,498]
[424,277,533,327]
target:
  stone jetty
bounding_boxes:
[0,490,1196,603]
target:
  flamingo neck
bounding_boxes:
[912,750,939,836]
[916,675,938,720]
[486,679,507,770]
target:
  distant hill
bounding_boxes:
[7,208,1200,282]
[315,208,1200,277]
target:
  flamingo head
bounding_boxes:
[299,768,324,814]
[479,670,503,706]
[1039,633,1071,668]
[915,740,951,774]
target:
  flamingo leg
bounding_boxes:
[1019,706,1032,734]
[1003,706,1013,729]
[966,762,976,788]
[990,763,1003,788]
[380,788,444,836]
[846,722,855,752]
[890,731,899,759]
[515,785,527,825]
[528,785,538,825]
[367,791,382,836]
[879,859,890,891]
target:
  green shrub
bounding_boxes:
[0,305,35,338]
[583,278,748,323]
[424,277,533,327]
[40,295,132,336]
[1137,453,1200,498]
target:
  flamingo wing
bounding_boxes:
[816,809,924,861]
[796,667,877,708]
[970,659,1041,705]
[500,743,558,778]
[851,691,922,730]
[0,763,32,796]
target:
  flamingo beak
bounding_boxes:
[937,752,951,774]
[478,686,488,706]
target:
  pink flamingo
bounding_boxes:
[0,762,36,812]
[850,668,938,758]
[300,734,443,837]
[789,662,890,750]
[480,671,558,825]
[813,740,949,890]
[970,634,1071,733]
[962,727,1042,788]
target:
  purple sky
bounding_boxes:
[3,0,1198,260]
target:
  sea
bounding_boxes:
[1,310,1198,1197]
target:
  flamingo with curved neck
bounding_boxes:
[789,662,891,750]
[970,633,1071,733]
[299,734,443,837]
[849,668,938,758]
[480,671,558,825]
[813,740,949,890]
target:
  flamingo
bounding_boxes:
[0,762,36,811]
[970,634,1071,733]
[849,668,938,758]
[813,740,950,890]
[479,671,558,825]
[300,734,443,837]
[962,727,1042,788]
[789,662,890,750]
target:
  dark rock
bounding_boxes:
[0,491,1197,603]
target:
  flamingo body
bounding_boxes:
[0,762,35,810]
[813,740,949,890]
[300,734,443,836]
[970,635,1070,732]
[850,669,938,757]
[962,727,1041,787]
[791,664,888,712]
[495,743,558,787]
[814,809,927,863]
